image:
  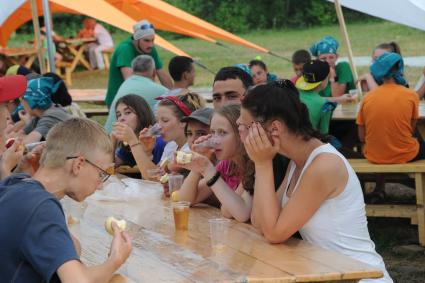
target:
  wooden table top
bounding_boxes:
[64,37,97,45]
[0,47,38,57]
[332,100,425,121]
[67,178,383,282]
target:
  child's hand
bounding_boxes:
[112,123,138,145]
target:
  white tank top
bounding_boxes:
[282,144,393,283]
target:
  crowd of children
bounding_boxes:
[4,18,425,281]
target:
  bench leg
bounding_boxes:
[103,53,110,70]
[414,173,425,246]
[65,68,72,86]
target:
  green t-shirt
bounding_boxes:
[319,61,355,97]
[299,89,332,134]
[105,37,163,107]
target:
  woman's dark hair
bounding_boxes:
[214,104,254,195]
[249,60,267,71]
[376,42,401,56]
[242,80,323,142]
[115,94,155,134]
[42,72,72,106]
[158,92,205,121]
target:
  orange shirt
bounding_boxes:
[356,83,419,164]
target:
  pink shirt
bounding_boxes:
[215,160,241,191]
[290,75,300,85]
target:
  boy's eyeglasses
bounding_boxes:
[66,156,113,183]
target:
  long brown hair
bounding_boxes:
[115,94,155,134]
[214,104,254,195]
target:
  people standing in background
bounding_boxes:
[105,19,173,107]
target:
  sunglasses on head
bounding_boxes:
[138,23,154,30]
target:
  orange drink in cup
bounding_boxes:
[173,201,190,230]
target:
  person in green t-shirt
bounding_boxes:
[295,60,333,134]
[310,36,356,103]
[105,20,173,107]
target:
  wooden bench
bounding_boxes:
[82,107,108,118]
[55,60,73,86]
[349,159,425,246]
[101,48,114,70]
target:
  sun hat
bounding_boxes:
[133,20,155,41]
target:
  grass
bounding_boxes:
[9,21,425,88]
[9,20,425,281]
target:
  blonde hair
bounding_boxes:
[40,118,113,167]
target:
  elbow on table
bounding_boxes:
[262,228,290,244]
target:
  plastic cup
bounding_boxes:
[63,199,88,225]
[348,89,359,104]
[146,168,164,182]
[168,174,184,193]
[173,201,190,230]
[209,218,230,251]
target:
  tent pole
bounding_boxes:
[41,0,55,73]
[30,0,46,74]
[334,0,362,97]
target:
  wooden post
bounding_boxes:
[30,0,46,74]
[334,0,362,97]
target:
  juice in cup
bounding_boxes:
[173,201,190,230]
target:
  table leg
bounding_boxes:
[68,45,93,72]
[25,55,36,68]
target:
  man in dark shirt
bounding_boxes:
[0,118,132,282]
[212,66,289,189]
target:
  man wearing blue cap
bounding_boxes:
[105,19,173,107]
[357,52,423,164]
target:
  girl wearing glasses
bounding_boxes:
[174,104,254,222]
[111,94,166,167]
[241,82,392,282]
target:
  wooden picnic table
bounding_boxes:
[68,178,383,282]
[0,47,37,68]
[60,37,96,73]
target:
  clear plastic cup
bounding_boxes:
[62,198,88,225]
[24,141,45,152]
[173,201,190,230]
[141,123,161,149]
[146,168,164,182]
[168,174,184,193]
[193,137,219,150]
[209,218,230,251]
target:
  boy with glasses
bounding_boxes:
[0,118,132,282]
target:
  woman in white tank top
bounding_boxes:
[238,80,392,282]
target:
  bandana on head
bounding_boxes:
[310,36,339,56]
[370,52,407,86]
[234,64,252,77]
[23,77,62,110]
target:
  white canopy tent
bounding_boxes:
[327,0,425,32]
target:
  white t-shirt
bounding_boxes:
[160,142,190,162]
[94,24,113,47]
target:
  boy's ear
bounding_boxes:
[71,156,85,176]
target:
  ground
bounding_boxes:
[9,20,425,282]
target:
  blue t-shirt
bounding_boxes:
[0,174,79,282]
[115,136,166,166]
